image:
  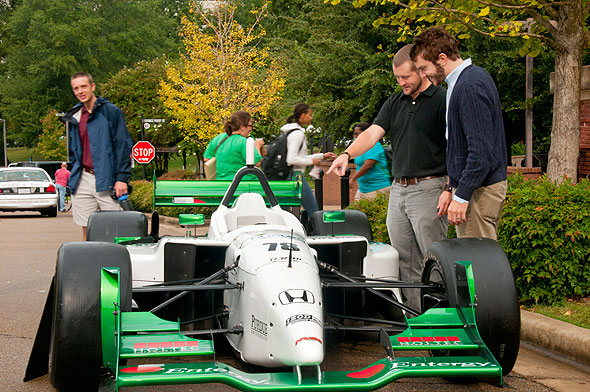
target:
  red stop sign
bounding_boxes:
[132,141,155,164]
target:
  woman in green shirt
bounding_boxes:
[204,111,264,180]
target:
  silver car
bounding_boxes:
[0,167,59,217]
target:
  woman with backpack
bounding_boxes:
[280,103,336,215]
[348,122,392,201]
[204,111,264,180]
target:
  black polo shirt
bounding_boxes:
[373,83,447,178]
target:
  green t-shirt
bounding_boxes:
[204,133,228,160]
[204,133,261,180]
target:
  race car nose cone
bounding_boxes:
[290,336,324,365]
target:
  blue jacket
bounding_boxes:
[63,97,133,193]
[447,65,507,201]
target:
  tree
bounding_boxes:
[264,0,399,146]
[158,0,286,153]
[459,32,555,157]
[34,109,67,161]
[337,0,588,182]
[101,57,183,172]
[0,0,177,146]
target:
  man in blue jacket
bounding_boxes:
[63,72,133,240]
[410,27,507,240]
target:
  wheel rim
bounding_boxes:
[421,260,449,311]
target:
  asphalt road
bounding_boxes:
[0,210,574,392]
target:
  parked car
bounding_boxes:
[7,161,66,178]
[0,167,58,217]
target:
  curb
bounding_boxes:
[520,309,590,368]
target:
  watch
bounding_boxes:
[342,151,352,160]
[444,184,452,193]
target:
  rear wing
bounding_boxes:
[153,175,302,208]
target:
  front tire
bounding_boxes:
[422,238,520,376]
[49,242,132,391]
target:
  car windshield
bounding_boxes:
[0,170,48,182]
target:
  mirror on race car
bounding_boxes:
[322,211,346,223]
[179,214,205,227]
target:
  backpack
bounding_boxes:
[262,129,298,180]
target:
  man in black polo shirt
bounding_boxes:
[328,44,449,313]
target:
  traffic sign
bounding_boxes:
[132,141,155,164]
[143,118,166,123]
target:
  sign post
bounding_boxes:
[137,117,165,180]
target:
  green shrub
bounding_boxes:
[347,192,390,244]
[498,175,590,305]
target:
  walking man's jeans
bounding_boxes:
[55,183,66,211]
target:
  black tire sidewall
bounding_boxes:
[49,242,132,391]
[422,238,521,376]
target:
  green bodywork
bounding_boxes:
[98,261,502,391]
[153,177,302,208]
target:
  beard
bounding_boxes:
[431,64,446,85]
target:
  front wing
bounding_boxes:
[99,259,502,391]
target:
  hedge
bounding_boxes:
[498,175,590,304]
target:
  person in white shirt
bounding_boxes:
[280,103,336,215]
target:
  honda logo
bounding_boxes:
[278,289,315,305]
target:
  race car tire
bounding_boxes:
[421,238,520,376]
[309,210,372,240]
[86,210,148,242]
[49,242,132,391]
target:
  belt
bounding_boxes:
[83,167,95,175]
[393,175,442,186]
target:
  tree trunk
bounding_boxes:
[547,2,584,183]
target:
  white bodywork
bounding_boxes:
[126,192,399,368]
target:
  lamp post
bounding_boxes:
[55,112,69,160]
[524,18,534,168]
[1,118,7,167]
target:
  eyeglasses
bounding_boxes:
[246,123,253,129]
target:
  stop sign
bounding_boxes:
[132,141,155,164]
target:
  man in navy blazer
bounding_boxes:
[410,27,507,239]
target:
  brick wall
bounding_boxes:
[579,99,590,180]
[317,160,358,208]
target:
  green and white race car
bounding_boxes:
[25,166,520,391]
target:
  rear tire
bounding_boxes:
[49,242,132,391]
[421,238,520,376]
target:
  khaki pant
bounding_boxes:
[72,171,121,226]
[456,180,507,240]
[354,186,391,201]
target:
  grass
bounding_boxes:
[167,153,199,172]
[7,147,45,162]
[525,298,590,329]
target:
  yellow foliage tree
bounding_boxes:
[159,0,285,152]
